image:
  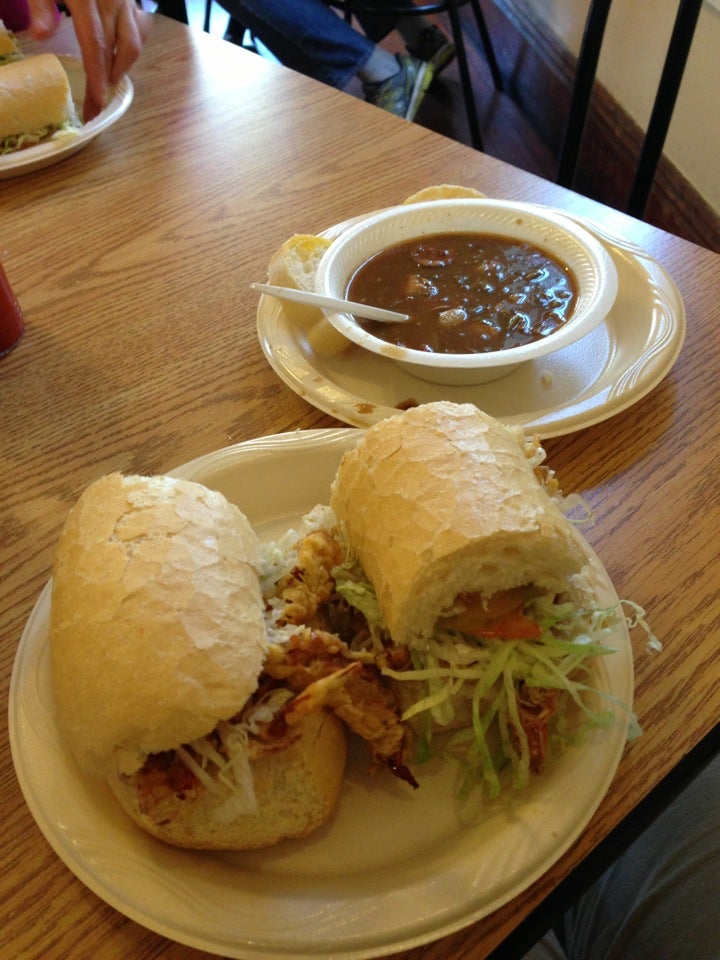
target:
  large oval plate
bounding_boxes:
[10,429,633,959]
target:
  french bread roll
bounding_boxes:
[330,401,589,650]
[50,472,270,781]
[0,20,21,63]
[266,233,332,326]
[0,53,77,147]
[265,232,351,357]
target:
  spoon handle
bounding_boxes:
[251,283,408,323]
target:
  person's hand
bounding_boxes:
[27,0,152,121]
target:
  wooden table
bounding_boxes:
[2,14,718,960]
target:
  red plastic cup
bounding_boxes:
[0,261,25,358]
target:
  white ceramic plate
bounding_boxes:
[257,211,685,436]
[0,55,133,179]
[10,430,634,959]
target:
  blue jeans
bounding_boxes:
[216,0,414,88]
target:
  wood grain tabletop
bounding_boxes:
[1,13,718,960]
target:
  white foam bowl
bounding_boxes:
[314,198,619,385]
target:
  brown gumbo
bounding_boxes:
[346,232,578,354]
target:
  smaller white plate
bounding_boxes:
[0,55,133,179]
[257,211,685,437]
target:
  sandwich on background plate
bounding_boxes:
[0,52,80,154]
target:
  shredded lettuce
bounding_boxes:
[1,88,82,158]
[335,566,638,800]
[258,503,336,596]
[176,688,294,821]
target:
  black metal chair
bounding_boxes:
[196,0,501,150]
[325,0,502,150]
[556,0,703,218]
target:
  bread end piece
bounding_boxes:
[0,21,21,61]
[266,233,332,327]
[108,709,347,849]
[266,232,351,356]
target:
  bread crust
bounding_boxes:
[266,233,331,326]
[107,709,347,849]
[330,402,589,648]
[402,184,486,204]
[265,231,350,356]
[0,53,74,140]
[50,473,269,780]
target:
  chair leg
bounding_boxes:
[626,0,702,218]
[203,0,212,32]
[447,0,483,150]
[556,0,611,188]
[468,0,503,91]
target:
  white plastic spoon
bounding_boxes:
[251,283,409,323]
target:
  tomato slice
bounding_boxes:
[442,587,542,640]
[477,608,542,639]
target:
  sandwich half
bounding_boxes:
[327,401,621,796]
[50,473,348,849]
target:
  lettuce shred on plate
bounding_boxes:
[259,505,654,801]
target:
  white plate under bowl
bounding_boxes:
[257,209,685,436]
[10,430,634,959]
[0,55,133,179]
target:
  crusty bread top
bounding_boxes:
[50,473,269,780]
[0,53,74,140]
[266,233,330,291]
[330,402,589,648]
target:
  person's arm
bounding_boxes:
[27,0,151,121]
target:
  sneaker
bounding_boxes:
[223,18,256,52]
[363,54,435,122]
[408,25,456,75]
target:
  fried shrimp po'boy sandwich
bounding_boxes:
[50,473,409,850]
[261,401,628,800]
